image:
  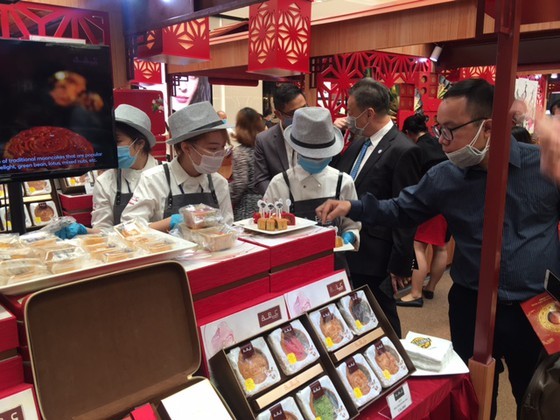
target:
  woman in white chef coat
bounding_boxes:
[121,101,234,232]
[56,104,160,239]
[91,104,160,229]
[264,107,360,256]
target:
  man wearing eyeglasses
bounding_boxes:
[317,78,560,418]
[254,83,307,195]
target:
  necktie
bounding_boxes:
[349,139,371,179]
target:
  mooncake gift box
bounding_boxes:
[309,304,353,352]
[364,337,409,388]
[29,201,58,226]
[24,262,234,419]
[255,396,304,420]
[335,354,381,408]
[267,320,320,376]
[337,290,378,336]
[295,375,350,420]
[23,180,51,196]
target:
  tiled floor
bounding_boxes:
[397,270,516,420]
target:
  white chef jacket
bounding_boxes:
[91,155,160,230]
[121,157,234,225]
[264,165,361,249]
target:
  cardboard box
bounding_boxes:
[283,270,352,318]
[0,356,24,392]
[239,226,335,269]
[0,304,18,353]
[209,315,359,419]
[269,254,334,293]
[25,262,234,420]
[0,383,40,420]
[176,240,269,297]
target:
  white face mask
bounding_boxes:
[188,145,225,174]
[346,109,369,137]
[445,121,489,168]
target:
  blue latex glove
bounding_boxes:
[170,214,184,230]
[55,223,87,240]
[342,232,356,245]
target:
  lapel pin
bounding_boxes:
[378,149,383,154]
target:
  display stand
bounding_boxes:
[6,182,25,234]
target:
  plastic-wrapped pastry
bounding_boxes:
[79,234,108,247]
[267,320,319,376]
[0,234,21,250]
[29,201,57,226]
[132,235,175,253]
[43,246,87,274]
[364,337,408,387]
[0,247,38,261]
[180,204,222,229]
[19,231,58,248]
[309,304,353,352]
[336,354,381,407]
[226,337,281,396]
[255,397,304,420]
[337,291,378,335]
[114,219,148,239]
[0,258,48,285]
[401,331,453,372]
[102,247,136,263]
[192,225,238,252]
[296,375,349,420]
[24,180,51,196]
[0,206,32,230]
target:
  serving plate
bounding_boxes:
[234,216,317,236]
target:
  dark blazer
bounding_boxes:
[416,133,447,175]
[254,124,290,195]
[336,125,422,278]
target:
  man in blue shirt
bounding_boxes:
[317,78,560,418]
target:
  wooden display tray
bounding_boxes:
[24,262,233,420]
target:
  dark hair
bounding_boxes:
[443,78,494,120]
[349,78,391,115]
[115,121,151,154]
[233,107,264,147]
[273,83,304,112]
[402,113,428,134]
[550,99,560,114]
[189,76,211,104]
[511,126,533,144]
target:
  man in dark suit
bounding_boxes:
[335,79,422,337]
[254,84,307,195]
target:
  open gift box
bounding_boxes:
[24,261,233,419]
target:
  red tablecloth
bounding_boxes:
[360,374,478,419]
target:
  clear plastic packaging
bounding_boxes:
[337,291,378,336]
[133,235,175,254]
[29,201,58,226]
[24,180,51,196]
[0,258,48,285]
[181,224,239,252]
[19,231,58,248]
[267,320,319,376]
[226,337,281,397]
[0,233,21,250]
[39,216,77,235]
[102,247,136,263]
[43,246,87,274]
[180,204,222,229]
[364,337,408,388]
[295,375,350,420]
[309,304,353,352]
[255,397,304,420]
[114,219,148,239]
[79,234,109,248]
[336,353,381,407]
[0,247,38,261]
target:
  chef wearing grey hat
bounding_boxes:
[121,101,234,231]
[263,107,360,250]
[56,104,160,239]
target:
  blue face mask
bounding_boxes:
[117,142,137,169]
[298,156,332,174]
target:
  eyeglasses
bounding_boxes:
[433,118,486,141]
[193,144,233,157]
[280,105,307,118]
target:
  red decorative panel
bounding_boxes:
[248,0,311,76]
[0,1,110,45]
[133,59,162,85]
[137,18,210,65]
[440,66,496,84]
[313,51,432,118]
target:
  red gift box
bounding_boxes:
[269,254,335,293]
[0,295,30,320]
[0,356,23,392]
[178,240,269,296]
[16,320,27,348]
[129,403,158,420]
[0,304,18,353]
[0,383,40,420]
[58,193,93,212]
[62,210,92,227]
[239,226,335,269]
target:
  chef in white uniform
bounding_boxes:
[91,104,160,229]
[55,104,160,239]
[264,107,361,250]
[121,101,233,232]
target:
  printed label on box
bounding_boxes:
[0,387,39,420]
[386,382,412,419]
[327,279,347,297]
[258,305,282,328]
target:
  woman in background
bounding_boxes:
[229,107,266,220]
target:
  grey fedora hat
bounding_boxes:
[114,104,157,147]
[167,101,233,145]
[284,107,343,159]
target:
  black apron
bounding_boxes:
[162,163,219,218]
[281,170,349,275]
[113,169,133,225]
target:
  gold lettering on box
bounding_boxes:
[258,305,282,328]
[255,364,324,408]
[327,279,346,297]
[334,328,385,362]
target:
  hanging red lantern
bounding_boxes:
[248,0,311,76]
[133,59,163,84]
[136,18,210,65]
